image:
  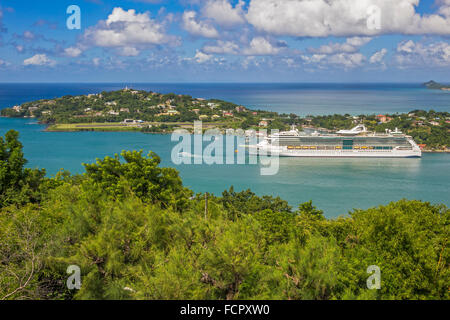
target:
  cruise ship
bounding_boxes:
[251,124,422,158]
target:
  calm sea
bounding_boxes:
[1,83,449,217]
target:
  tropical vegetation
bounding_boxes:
[0,130,449,300]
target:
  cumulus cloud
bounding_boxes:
[369,48,388,63]
[437,0,450,17]
[202,37,286,56]
[82,7,178,56]
[246,0,450,37]
[64,47,82,57]
[241,56,257,69]
[22,30,36,41]
[301,54,327,64]
[346,37,373,47]
[202,40,240,54]
[282,58,297,68]
[328,53,365,68]
[194,50,213,63]
[397,40,416,54]
[395,40,450,67]
[117,46,140,56]
[301,52,365,69]
[202,0,246,27]
[308,37,372,55]
[23,54,56,66]
[242,37,283,55]
[182,11,219,38]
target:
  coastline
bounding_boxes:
[42,121,229,133]
[422,149,450,153]
[40,122,450,154]
[2,85,449,153]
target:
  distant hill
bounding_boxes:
[423,80,450,90]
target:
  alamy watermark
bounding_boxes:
[67,265,81,290]
[171,121,280,176]
[366,265,381,290]
[66,5,81,30]
[367,5,382,30]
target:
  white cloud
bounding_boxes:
[242,56,260,69]
[82,7,178,54]
[301,52,365,69]
[202,40,240,54]
[395,40,450,67]
[346,37,373,47]
[328,53,365,68]
[117,46,140,56]
[283,58,298,67]
[436,0,450,17]
[202,0,246,27]
[246,0,450,37]
[243,37,282,55]
[23,54,56,66]
[308,37,372,55]
[182,11,219,38]
[93,58,101,66]
[301,54,326,64]
[203,37,287,56]
[369,48,387,63]
[194,50,213,63]
[397,40,416,54]
[23,31,35,40]
[64,47,82,57]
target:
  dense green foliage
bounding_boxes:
[0,130,46,207]
[0,130,448,300]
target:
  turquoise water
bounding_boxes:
[0,83,449,217]
[1,117,449,218]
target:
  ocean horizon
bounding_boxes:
[2,82,450,116]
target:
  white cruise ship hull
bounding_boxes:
[277,150,421,158]
[249,145,422,158]
[249,125,423,158]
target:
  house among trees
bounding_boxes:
[376,114,392,123]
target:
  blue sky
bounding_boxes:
[0,0,449,82]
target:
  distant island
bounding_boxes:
[423,80,450,91]
[1,88,450,151]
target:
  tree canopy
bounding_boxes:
[0,130,448,300]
